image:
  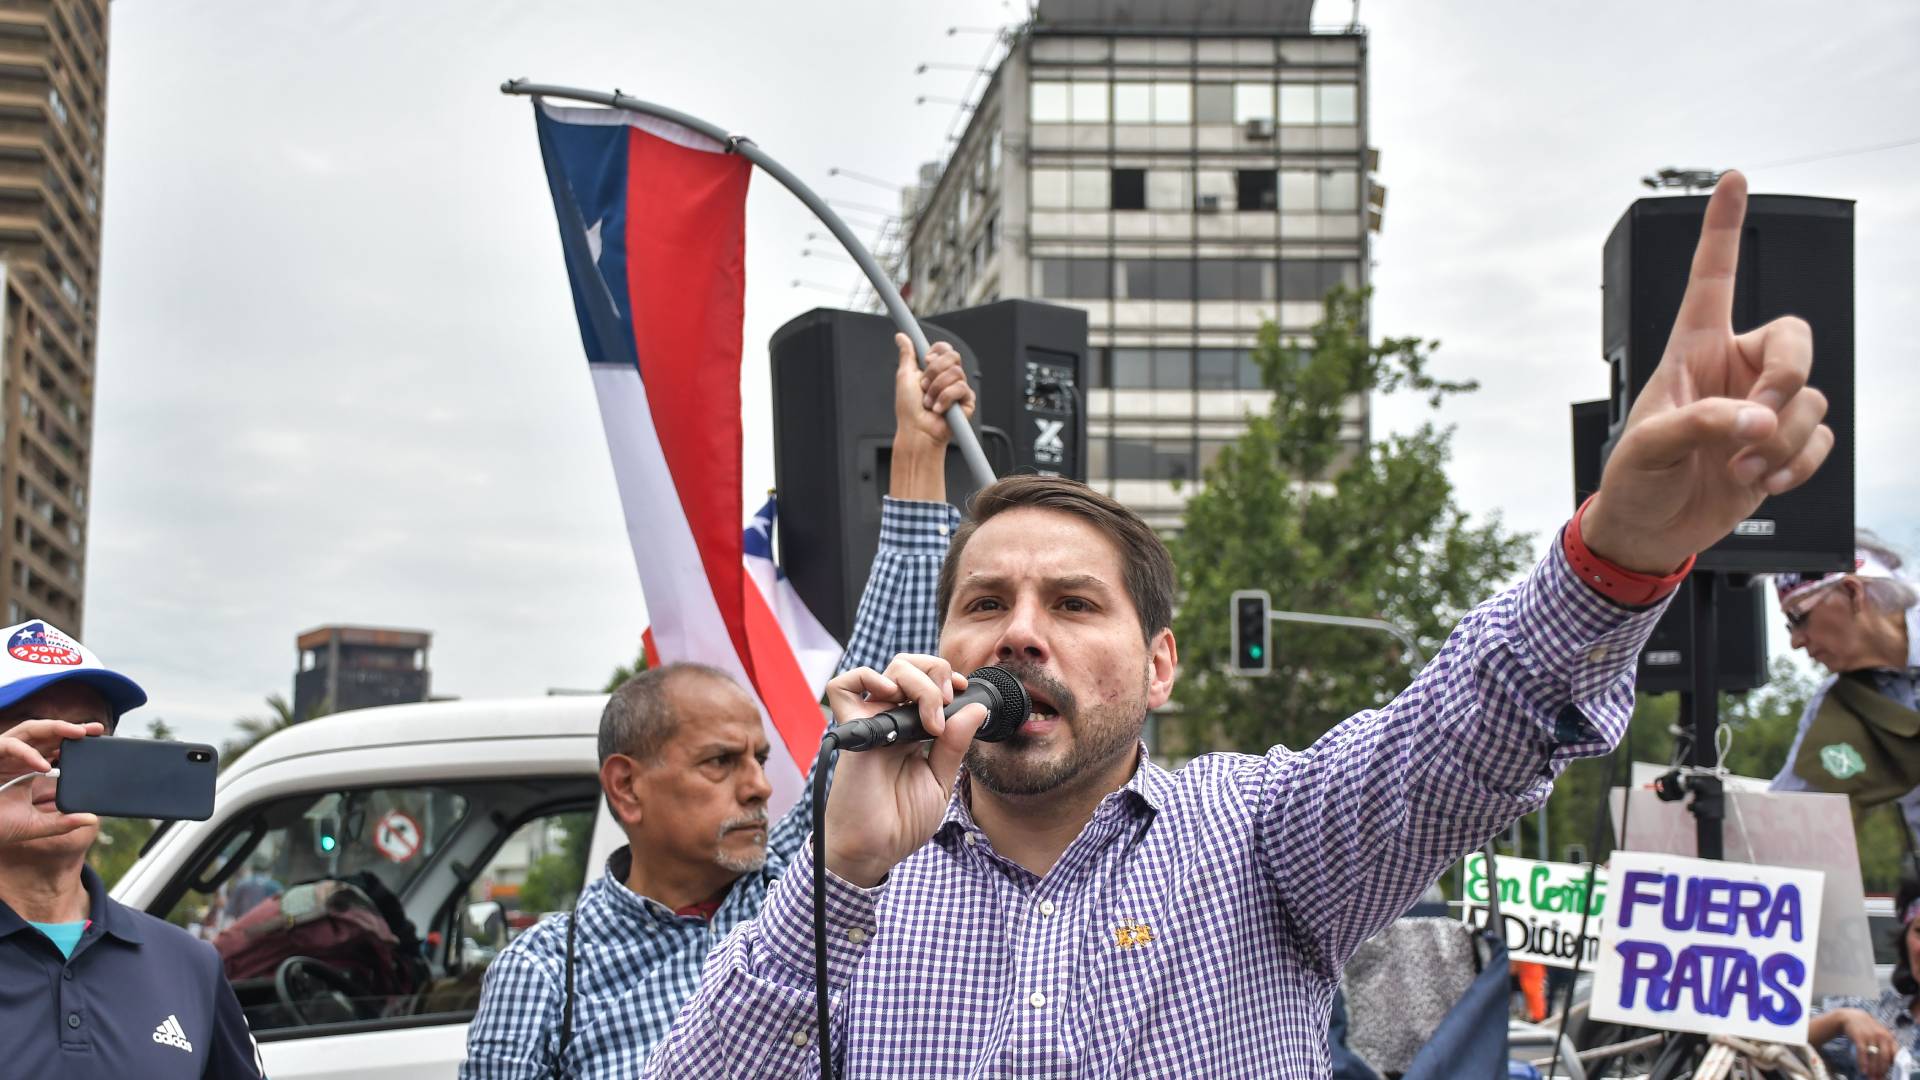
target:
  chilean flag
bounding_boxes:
[744,496,843,696]
[534,101,832,810]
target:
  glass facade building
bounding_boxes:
[905,2,1373,531]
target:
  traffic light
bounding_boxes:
[1230,589,1271,676]
[314,815,339,854]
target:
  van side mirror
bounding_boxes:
[464,900,508,949]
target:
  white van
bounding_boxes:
[111,696,623,1080]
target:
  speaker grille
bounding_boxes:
[1601,195,1854,572]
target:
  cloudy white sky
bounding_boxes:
[86,1,1919,747]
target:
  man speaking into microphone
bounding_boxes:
[644,173,1834,1078]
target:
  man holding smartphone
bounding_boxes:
[0,619,266,1079]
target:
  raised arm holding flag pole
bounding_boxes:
[505,78,998,817]
[464,81,984,1077]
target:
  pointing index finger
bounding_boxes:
[1673,170,1748,334]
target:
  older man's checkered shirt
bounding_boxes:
[643,543,1668,1080]
[460,497,960,1079]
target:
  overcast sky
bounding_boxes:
[85,1,1919,747]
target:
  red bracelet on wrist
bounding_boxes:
[1563,495,1694,607]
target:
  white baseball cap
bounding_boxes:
[0,619,147,719]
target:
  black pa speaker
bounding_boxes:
[1633,575,1770,695]
[918,300,1090,481]
[1570,398,1770,694]
[1602,194,1854,573]
[1570,398,1609,506]
[769,301,1089,641]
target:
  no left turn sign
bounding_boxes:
[374,810,423,864]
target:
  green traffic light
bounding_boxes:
[320,836,336,852]
[1248,644,1263,660]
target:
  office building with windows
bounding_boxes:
[0,0,109,627]
[904,0,1374,531]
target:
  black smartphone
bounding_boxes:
[54,736,217,821]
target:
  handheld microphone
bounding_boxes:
[826,666,1030,752]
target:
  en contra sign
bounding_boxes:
[1606,861,1817,1032]
[1461,854,1605,968]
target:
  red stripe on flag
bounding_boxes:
[741,573,827,770]
[621,125,756,681]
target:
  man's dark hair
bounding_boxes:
[597,662,736,767]
[935,474,1175,643]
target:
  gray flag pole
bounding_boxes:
[502,78,997,490]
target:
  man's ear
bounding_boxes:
[1146,627,1177,710]
[600,754,646,829]
[1843,577,1865,612]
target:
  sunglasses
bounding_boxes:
[1782,584,1843,633]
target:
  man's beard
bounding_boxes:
[964,656,1144,798]
[713,811,769,873]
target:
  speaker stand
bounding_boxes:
[1676,571,1725,860]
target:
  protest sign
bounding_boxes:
[1590,851,1824,1044]
[1460,853,1606,969]
[1610,778,1877,999]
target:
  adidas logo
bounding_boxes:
[152,1014,193,1054]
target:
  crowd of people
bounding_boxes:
[3,173,1913,1078]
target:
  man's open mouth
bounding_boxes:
[1021,684,1062,728]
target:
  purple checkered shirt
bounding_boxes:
[643,541,1667,1079]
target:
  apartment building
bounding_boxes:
[0,0,108,627]
[905,0,1375,531]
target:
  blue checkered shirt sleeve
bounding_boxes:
[461,932,564,1079]
[834,497,959,676]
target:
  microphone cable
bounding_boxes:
[811,733,838,1080]
[804,668,1024,1079]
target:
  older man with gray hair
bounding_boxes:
[465,662,793,1078]
[461,335,977,1078]
[1770,530,1920,843]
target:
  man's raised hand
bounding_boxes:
[893,334,976,450]
[1583,171,1834,574]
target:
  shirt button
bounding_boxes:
[1029,991,1048,1008]
[846,928,868,945]
[66,1012,80,1029]
[1587,646,1609,663]
[937,524,949,537]
[791,1030,810,1047]
[963,833,978,846]
[1038,900,1056,916]
[62,969,72,980]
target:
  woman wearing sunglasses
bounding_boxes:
[1768,532,1920,846]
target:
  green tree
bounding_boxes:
[518,811,596,913]
[220,693,316,772]
[1169,286,1531,755]
[603,641,649,693]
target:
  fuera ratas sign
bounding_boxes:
[1589,851,1824,1044]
